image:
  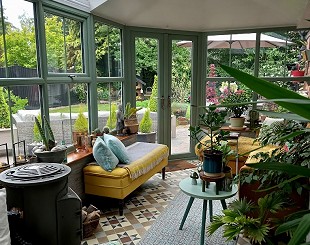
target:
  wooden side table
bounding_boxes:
[199,172,225,194]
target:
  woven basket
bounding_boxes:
[83,217,100,238]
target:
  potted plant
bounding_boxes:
[137,108,156,143]
[189,105,228,176]
[73,111,88,150]
[124,102,141,134]
[208,193,285,245]
[221,84,251,129]
[32,115,67,163]
[219,64,310,245]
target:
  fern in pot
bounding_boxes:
[32,115,67,163]
[137,108,156,143]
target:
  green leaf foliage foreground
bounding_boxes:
[219,64,310,245]
[220,64,310,121]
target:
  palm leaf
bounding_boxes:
[288,214,310,245]
[220,64,310,121]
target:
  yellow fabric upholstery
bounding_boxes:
[195,135,277,174]
[83,143,169,200]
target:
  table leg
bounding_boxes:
[236,138,239,175]
[209,200,213,222]
[179,197,195,230]
[201,199,208,245]
[202,180,205,192]
[220,200,227,209]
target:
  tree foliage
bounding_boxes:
[148,75,158,112]
[0,87,10,128]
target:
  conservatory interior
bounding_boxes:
[0,0,309,244]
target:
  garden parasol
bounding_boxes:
[177,33,294,49]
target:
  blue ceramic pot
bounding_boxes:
[203,150,223,175]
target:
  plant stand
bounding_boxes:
[199,172,225,195]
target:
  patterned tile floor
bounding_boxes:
[81,168,194,245]
[81,166,246,245]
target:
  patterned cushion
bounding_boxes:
[93,137,119,171]
[104,134,131,164]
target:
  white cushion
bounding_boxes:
[262,117,284,126]
[0,188,11,245]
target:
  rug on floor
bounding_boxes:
[166,159,198,172]
[138,190,236,245]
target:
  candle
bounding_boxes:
[15,155,28,166]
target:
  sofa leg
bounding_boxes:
[162,167,166,180]
[119,199,124,216]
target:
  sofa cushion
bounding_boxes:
[0,188,11,245]
[124,142,169,179]
[261,117,284,127]
[103,134,131,164]
[93,137,119,171]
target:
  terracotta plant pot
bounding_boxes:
[124,118,139,134]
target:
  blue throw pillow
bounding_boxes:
[103,134,131,164]
[93,137,119,171]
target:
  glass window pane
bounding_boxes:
[97,82,122,132]
[207,33,256,77]
[259,31,299,77]
[45,13,83,73]
[95,22,122,77]
[0,85,40,164]
[0,0,38,78]
[48,83,88,145]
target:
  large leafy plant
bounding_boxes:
[208,193,285,244]
[220,64,310,245]
[189,105,227,152]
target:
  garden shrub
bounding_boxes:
[185,104,190,119]
[139,108,152,133]
[0,87,10,128]
[74,111,88,132]
[106,103,117,129]
[3,89,28,114]
[148,75,158,112]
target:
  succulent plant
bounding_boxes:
[34,115,56,151]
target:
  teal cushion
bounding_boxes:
[103,134,131,164]
[93,137,119,171]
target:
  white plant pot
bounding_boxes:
[229,117,245,130]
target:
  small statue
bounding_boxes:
[116,104,125,135]
[190,171,199,185]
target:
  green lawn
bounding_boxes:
[49,101,150,113]
[49,104,113,113]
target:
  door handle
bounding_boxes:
[161,96,165,110]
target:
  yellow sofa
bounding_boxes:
[195,135,276,175]
[83,142,169,215]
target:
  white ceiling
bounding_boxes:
[86,0,310,32]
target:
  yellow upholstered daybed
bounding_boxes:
[83,142,169,215]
